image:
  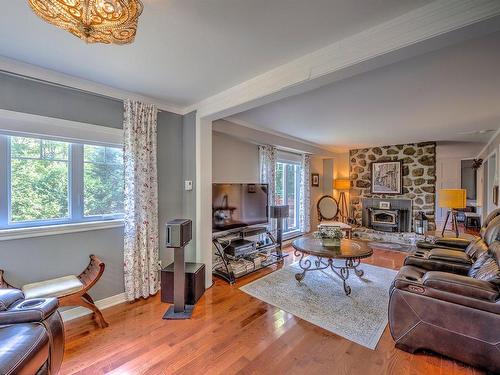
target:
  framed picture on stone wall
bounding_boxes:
[371,161,402,194]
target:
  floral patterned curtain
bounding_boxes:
[123,100,159,301]
[259,145,277,230]
[299,153,311,233]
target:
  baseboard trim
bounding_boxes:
[60,292,127,322]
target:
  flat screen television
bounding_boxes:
[212,183,268,232]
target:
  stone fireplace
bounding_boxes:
[350,142,436,231]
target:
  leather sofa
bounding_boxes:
[403,215,500,274]
[389,241,500,373]
[0,289,64,375]
[416,208,500,251]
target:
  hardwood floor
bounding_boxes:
[62,246,482,375]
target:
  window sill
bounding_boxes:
[282,230,303,241]
[0,220,124,241]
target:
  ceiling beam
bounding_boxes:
[191,0,500,120]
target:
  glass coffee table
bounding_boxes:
[292,236,373,295]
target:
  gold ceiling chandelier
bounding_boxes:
[27,0,144,45]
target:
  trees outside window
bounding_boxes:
[1,134,124,229]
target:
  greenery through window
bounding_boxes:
[11,137,69,222]
[84,145,124,216]
[1,134,124,229]
[275,161,301,233]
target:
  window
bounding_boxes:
[0,134,124,229]
[275,160,302,233]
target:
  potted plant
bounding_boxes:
[314,226,344,248]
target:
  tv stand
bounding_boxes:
[212,226,286,284]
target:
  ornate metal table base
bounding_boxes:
[294,250,365,295]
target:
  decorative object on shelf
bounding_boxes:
[311,173,320,187]
[472,158,483,170]
[334,178,350,223]
[438,189,466,237]
[371,161,402,194]
[314,226,343,249]
[414,211,428,235]
[270,205,289,251]
[27,0,144,45]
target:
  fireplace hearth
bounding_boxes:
[362,198,412,232]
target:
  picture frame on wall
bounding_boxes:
[371,161,402,194]
[311,173,320,187]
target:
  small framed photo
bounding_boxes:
[379,201,391,209]
[371,161,402,195]
[311,173,320,187]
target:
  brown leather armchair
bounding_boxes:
[416,208,500,250]
[389,242,500,373]
[404,215,500,274]
[0,289,65,375]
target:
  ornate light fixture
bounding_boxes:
[27,0,144,45]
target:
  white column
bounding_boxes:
[195,115,213,288]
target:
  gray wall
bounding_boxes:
[0,72,185,301]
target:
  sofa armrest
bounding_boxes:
[422,272,499,302]
[0,297,59,325]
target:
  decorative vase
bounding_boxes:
[321,238,341,248]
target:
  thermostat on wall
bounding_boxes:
[184,180,193,191]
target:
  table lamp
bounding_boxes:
[438,189,466,237]
[334,178,350,223]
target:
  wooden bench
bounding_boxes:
[0,254,108,328]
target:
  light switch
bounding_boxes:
[185,180,193,191]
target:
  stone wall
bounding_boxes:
[349,142,436,231]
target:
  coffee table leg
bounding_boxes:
[294,250,312,282]
[339,264,351,296]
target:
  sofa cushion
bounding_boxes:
[428,249,471,264]
[475,257,500,286]
[22,275,83,299]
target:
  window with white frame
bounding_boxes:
[275,159,302,233]
[0,134,124,229]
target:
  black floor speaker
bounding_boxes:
[160,262,205,305]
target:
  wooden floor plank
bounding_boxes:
[61,244,481,375]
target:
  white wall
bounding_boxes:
[435,141,485,224]
[477,130,500,218]
[212,132,259,183]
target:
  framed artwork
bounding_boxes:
[311,173,320,187]
[371,161,402,194]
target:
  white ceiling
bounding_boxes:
[0,0,432,107]
[231,31,500,152]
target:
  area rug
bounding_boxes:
[240,261,397,349]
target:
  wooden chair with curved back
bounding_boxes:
[317,195,353,238]
[0,254,108,328]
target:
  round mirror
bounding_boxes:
[317,195,339,221]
